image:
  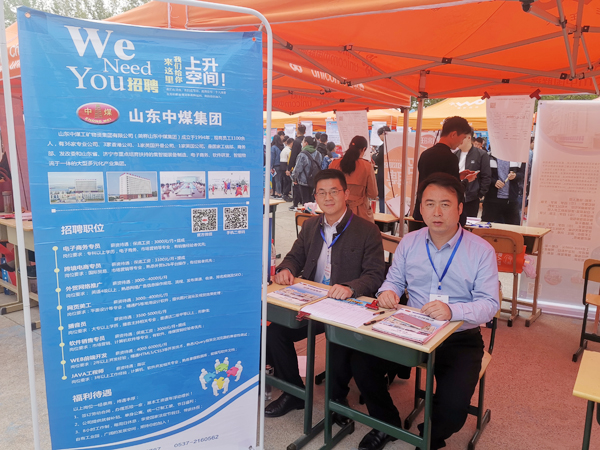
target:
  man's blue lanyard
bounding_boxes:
[426,228,464,290]
[320,213,354,249]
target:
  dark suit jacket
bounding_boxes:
[453,146,492,202]
[277,209,385,298]
[485,156,524,202]
[413,143,462,221]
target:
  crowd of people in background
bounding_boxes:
[268,115,534,226]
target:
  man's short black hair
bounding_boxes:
[315,132,322,140]
[326,142,336,151]
[440,116,471,137]
[474,137,485,144]
[286,138,294,145]
[297,124,306,135]
[313,169,347,191]
[277,130,285,137]
[377,125,391,136]
[418,172,465,205]
[320,133,328,143]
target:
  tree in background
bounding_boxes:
[4,0,150,27]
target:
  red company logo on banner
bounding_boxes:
[76,102,119,125]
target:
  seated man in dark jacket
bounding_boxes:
[266,169,386,418]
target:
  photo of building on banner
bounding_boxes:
[18,8,263,450]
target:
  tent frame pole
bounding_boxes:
[579,34,600,94]
[411,71,426,216]
[347,50,420,97]
[526,4,576,31]
[0,4,41,450]
[156,2,272,449]
[570,0,585,73]
[400,108,409,237]
[555,0,576,78]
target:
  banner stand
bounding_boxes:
[0,2,41,450]
[0,1,273,449]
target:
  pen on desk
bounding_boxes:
[372,310,385,316]
[364,316,387,326]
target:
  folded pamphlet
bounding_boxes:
[268,282,329,306]
[372,308,449,344]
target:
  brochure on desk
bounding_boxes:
[18,9,263,450]
[372,309,449,344]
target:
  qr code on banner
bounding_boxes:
[223,206,248,230]
[192,208,218,232]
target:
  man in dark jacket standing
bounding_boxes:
[266,169,385,418]
[453,131,491,218]
[373,126,391,213]
[288,124,306,210]
[409,116,477,231]
[481,156,524,225]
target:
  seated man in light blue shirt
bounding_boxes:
[353,172,499,450]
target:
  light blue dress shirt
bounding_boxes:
[378,227,499,332]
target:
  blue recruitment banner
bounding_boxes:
[18,8,263,450]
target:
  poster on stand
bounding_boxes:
[336,110,369,158]
[519,100,600,314]
[300,121,313,137]
[486,95,534,162]
[284,123,297,139]
[18,9,263,450]
[370,121,387,147]
[326,120,340,145]
[382,131,433,213]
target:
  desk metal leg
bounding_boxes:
[321,338,354,450]
[422,351,436,450]
[526,235,544,327]
[582,400,594,450]
[266,320,324,450]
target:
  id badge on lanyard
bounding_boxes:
[320,213,353,285]
[426,229,463,303]
[322,248,332,285]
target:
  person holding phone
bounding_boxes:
[453,130,491,218]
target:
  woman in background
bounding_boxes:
[329,135,377,222]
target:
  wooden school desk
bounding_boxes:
[573,350,600,450]
[318,302,462,450]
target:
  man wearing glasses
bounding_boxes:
[265,169,386,419]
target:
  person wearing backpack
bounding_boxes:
[329,135,377,222]
[291,136,323,205]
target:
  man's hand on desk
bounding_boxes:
[327,284,353,300]
[421,300,452,320]
[273,268,294,285]
[377,290,400,309]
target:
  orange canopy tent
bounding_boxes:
[408,97,489,130]
[4,0,600,207]
[4,0,600,109]
[263,109,404,129]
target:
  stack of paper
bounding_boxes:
[301,297,378,328]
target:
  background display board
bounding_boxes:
[520,100,600,314]
[325,120,340,145]
[336,110,369,158]
[18,9,263,450]
[486,95,534,162]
